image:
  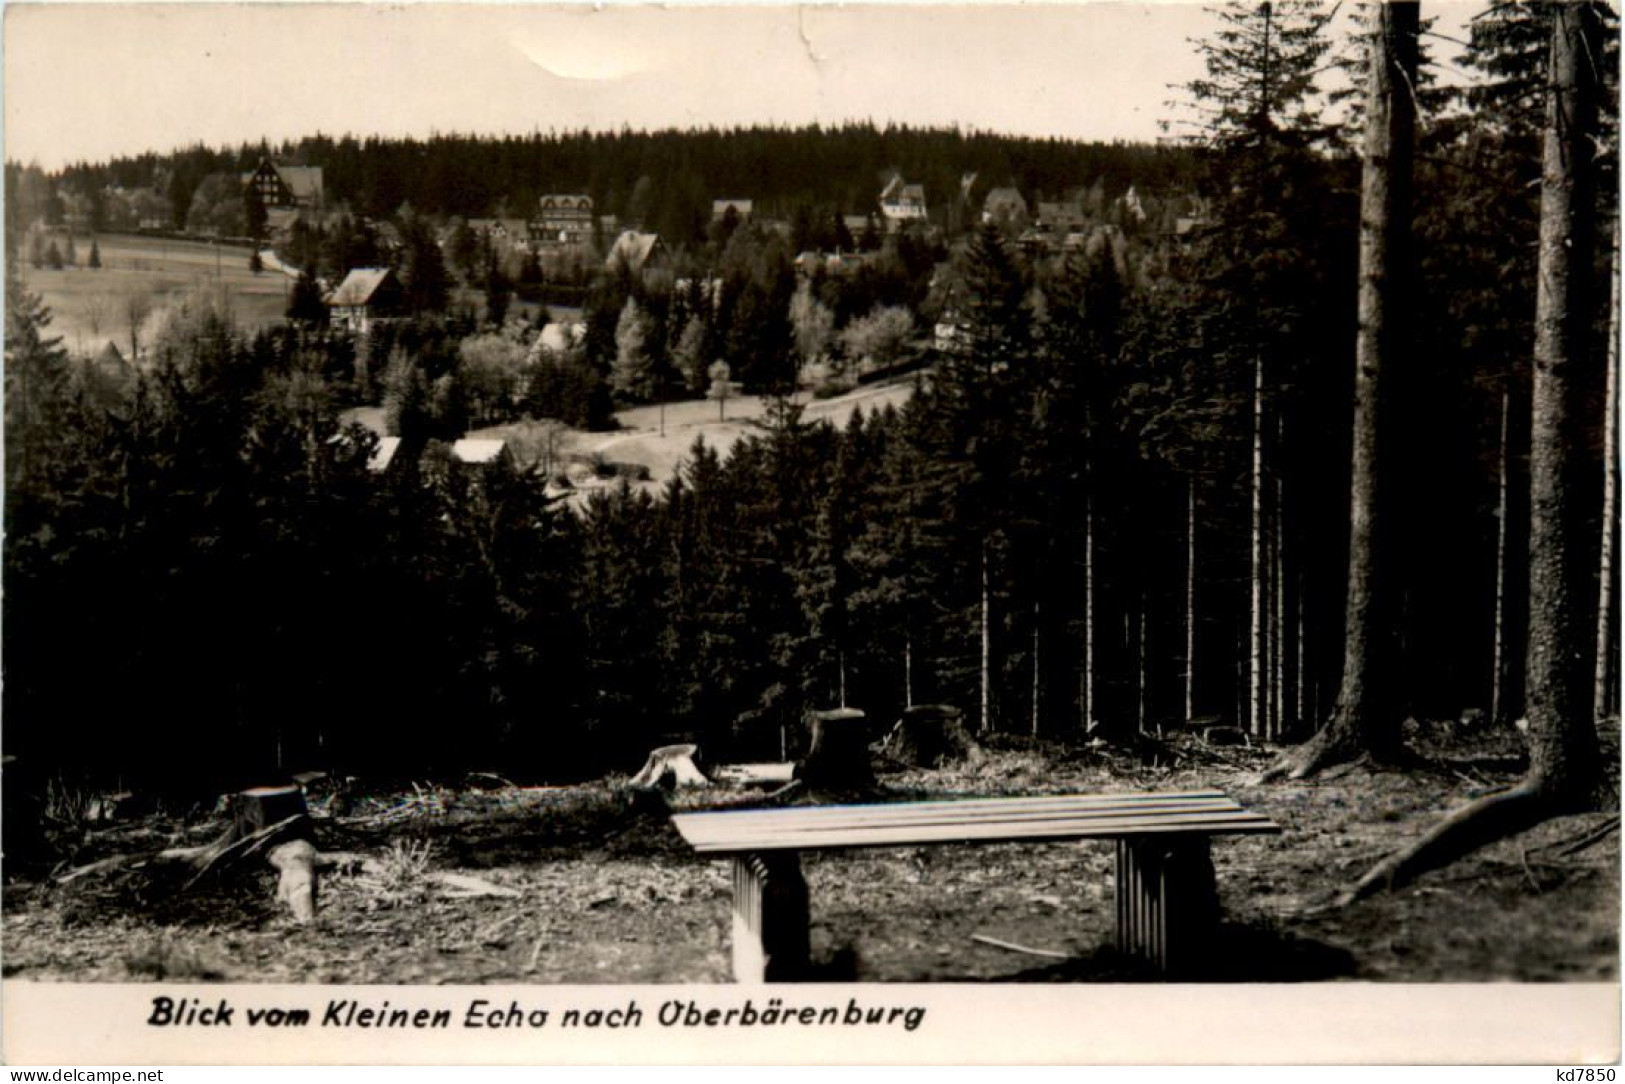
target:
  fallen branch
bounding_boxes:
[760,779,803,805]
[430,872,521,899]
[1518,848,1544,895]
[969,933,1071,960]
[478,913,522,944]
[56,854,146,884]
[1557,815,1621,857]
[183,813,309,889]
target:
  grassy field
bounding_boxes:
[20,233,291,357]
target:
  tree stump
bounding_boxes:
[796,708,874,790]
[218,786,318,923]
[629,744,710,790]
[877,705,984,769]
[232,785,313,841]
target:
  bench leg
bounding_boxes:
[1115,836,1218,977]
[730,852,809,983]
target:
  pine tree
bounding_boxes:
[1171,1,1335,157]
[1275,1,1418,778]
[924,224,1037,731]
[1346,1,1612,900]
[396,208,450,315]
[1329,3,1450,151]
[484,252,512,328]
[87,239,101,269]
[287,264,327,324]
[611,297,656,402]
[244,180,268,241]
[4,268,71,498]
[672,315,709,394]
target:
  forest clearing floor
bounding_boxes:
[3,722,1617,984]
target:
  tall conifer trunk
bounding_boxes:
[1083,489,1095,732]
[1031,601,1041,737]
[1185,478,1197,724]
[1594,221,1620,723]
[1279,1,1417,777]
[1492,388,1512,725]
[1347,2,1609,900]
[1250,354,1266,737]
[904,634,914,710]
[1523,0,1603,798]
[980,539,991,733]
[1137,595,1148,734]
[1272,461,1286,737]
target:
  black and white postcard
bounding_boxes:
[2,0,1619,1066]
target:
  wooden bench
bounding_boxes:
[671,789,1279,981]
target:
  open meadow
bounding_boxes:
[19,233,291,356]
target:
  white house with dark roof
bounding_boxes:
[879,175,927,229]
[368,436,403,474]
[326,267,403,334]
[605,230,664,273]
[451,439,513,469]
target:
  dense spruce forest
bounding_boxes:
[3,1,1618,808]
[10,124,1195,247]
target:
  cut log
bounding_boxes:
[431,872,522,899]
[268,839,318,923]
[796,708,875,790]
[713,763,797,787]
[877,705,984,770]
[629,744,710,790]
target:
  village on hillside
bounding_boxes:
[12,138,1204,490]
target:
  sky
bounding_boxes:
[2,1,1481,171]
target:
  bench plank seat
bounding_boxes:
[671,790,1278,982]
[672,791,1277,853]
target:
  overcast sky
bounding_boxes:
[3,2,1480,171]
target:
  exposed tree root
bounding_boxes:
[1338,782,1577,906]
[1261,729,1418,783]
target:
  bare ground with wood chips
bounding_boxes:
[4,727,1617,984]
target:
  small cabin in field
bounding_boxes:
[326,267,403,334]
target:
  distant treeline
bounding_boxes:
[15,123,1199,241]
